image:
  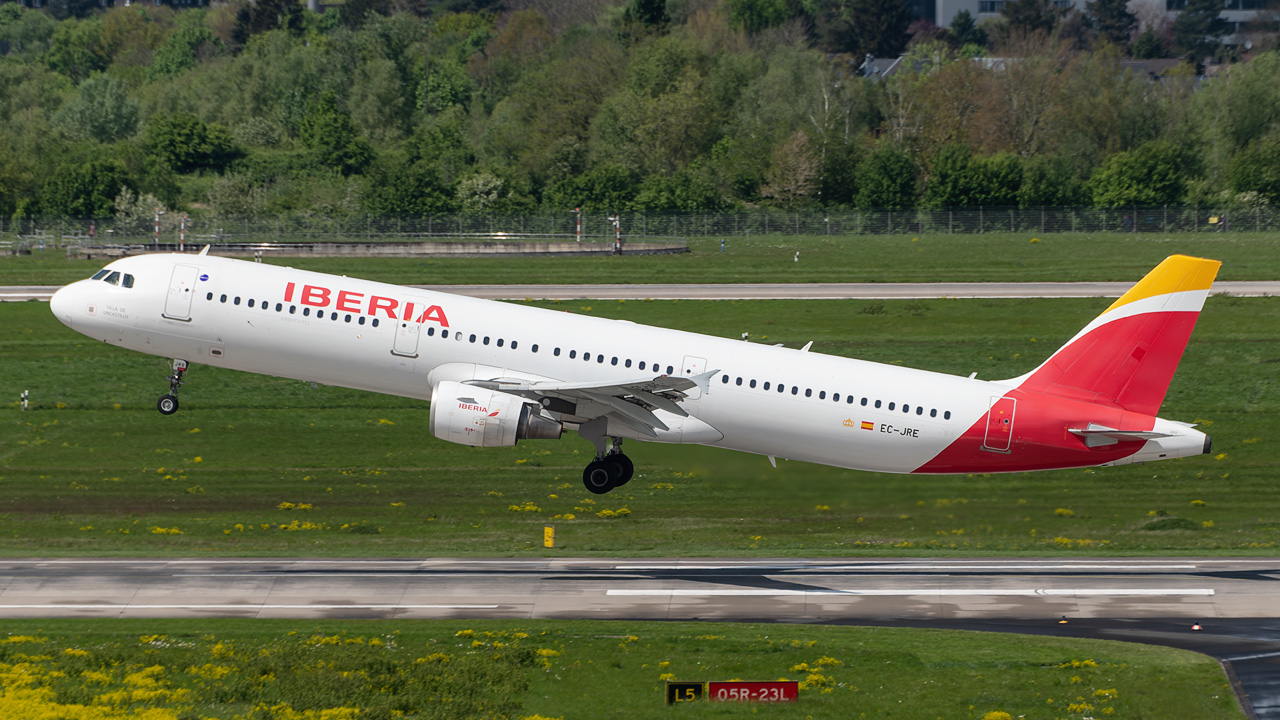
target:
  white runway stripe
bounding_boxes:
[606,588,1215,597]
[0,604,499,610]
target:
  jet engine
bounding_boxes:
[429,380,562,447]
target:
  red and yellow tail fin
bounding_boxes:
[1009,255,1220,416]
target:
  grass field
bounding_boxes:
[0,618,1245,719]
[3,292,1276,557]
[4,231,1280,286]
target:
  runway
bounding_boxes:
[6,556,1276,716]
[1,556,1273,621]
[4,280,1279,302]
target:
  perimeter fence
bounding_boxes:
[1,205,1273,246]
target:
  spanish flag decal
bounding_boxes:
[860,421,874,431]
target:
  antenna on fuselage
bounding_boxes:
[198,245,210,256]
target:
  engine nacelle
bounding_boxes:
[429,381,563,447]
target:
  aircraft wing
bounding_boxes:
[467,370,719,436]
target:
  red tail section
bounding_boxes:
[1008,255,1220,416]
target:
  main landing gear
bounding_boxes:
[582,438,634,495]
[157,359,187,415]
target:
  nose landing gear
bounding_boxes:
[582,437,634,494]
[157,359,188,415]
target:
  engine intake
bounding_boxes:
[429,380,562,447]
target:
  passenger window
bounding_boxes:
[779,384,786,393]
[470,334,477,343]
[206,292,213,301]
[275,303,282,311]
[583,352,591,361]
[331,312,339,321]
[944,411,951,420]
[263,303,269,311]
[749,379,756,388]
[427,327,435,336]
[736,377,743,386]
[496,339,503,347]
[122,274,134,288]
[221,294,227,303]
[625,359,632,368]
[847,396,854,404]
[359,316,366,325]
[483,336,490,345]
[372,318,380,327]
[554,348,561,356]
[248,299,255,308]
[569,350,576,359]
[344,314,352,322]
[763,382,771,390]
[597,355,605,364]
[792,387,799,395]
[234,297,241,305]
[440,329,448,338]
[611,357,618,366]
[303,308,310,316]
[861,398,868,406]
[531,344,538,353]
[874,400,882,408]
[819,391,826,399]
[930,409,937,417]
[638,361,646,370]
[888,402,895,411]
[667,365,674,375]
[511,341,518,350]
[806,389,813,398]
[916,406,924,415]
[722,375,729,384]
[903,404,910,413]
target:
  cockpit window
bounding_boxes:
[104,271,121,285]
[91,269,109,280]
[121,274,134,288]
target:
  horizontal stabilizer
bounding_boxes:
[1068,422,1173,448]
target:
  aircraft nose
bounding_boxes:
[49,283,78,329]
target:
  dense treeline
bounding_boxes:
[1,0,1279,225]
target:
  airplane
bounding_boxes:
[49,251,1219,494]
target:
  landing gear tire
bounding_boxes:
[583,460,615,495]
[157,359,188,415]
[607,454,634,487]
[157,394,179,415]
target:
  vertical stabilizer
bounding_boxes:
[1006,255,1220,416]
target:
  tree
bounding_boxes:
[1131,27,1168,59]
[149,23,223,79]
[726,0,797,34]
[42,159,134,218]
[1172,0,1227,60]
[924,144,1022,207]
[1226,133,1280,205]
[1000,0,1060,37]
[51,74,139,143]
[144,113,241,173]
[0,4,59,61]
[849,0,914,58]
[1018,154,1089,206]
[761,129,819,207]
[948,10,987,48]
[297,91,373,176]
[232,0,304,45]
[1086,0,1137,49]
[854,143,918,208]
[0,130,34,217]
[45,18,109,84]
[1090,140,1191,207]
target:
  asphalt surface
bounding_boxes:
[2,557,1276,717]
[5,280,1280,302]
